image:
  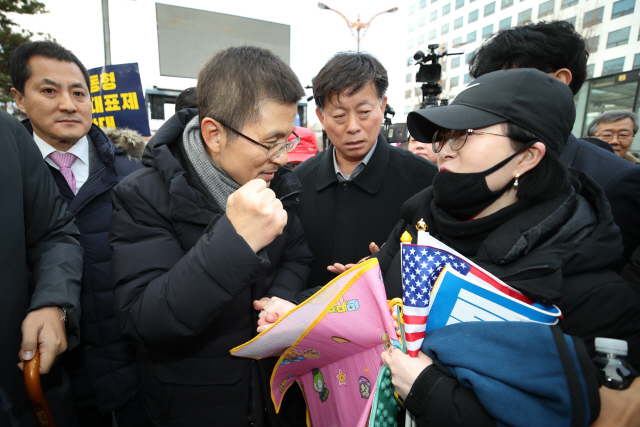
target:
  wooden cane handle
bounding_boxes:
[24,348,57,427]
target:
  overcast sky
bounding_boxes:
[12,0,409,127]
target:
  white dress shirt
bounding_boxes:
[33,133,90,194]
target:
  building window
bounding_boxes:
[405,89,412,99]
[405,105,412,114]
[454,16,463,29]
[408,39,414,49]
[409,5,416,14]
[606,27,631,48]
[564,16,576,27]
[407,56,414,66]
[467,30,477,43]
[443,59,447,71]
[484,1,496,16]
[406,73,413,83]
[429,29,437,40]
[431,10,438,21]
[469,9,479,22]
[443,3,451,15]
[499,16,512,30]
[612,0,635,18]
[585,35,599,53]
[420,0,427,8]
[634,53,640,69]
[453,36,463,46]
[518,8,532,25]
[583,7,604,28]
[466,52,474,64]
[538,0,554,18]
[419,34,426,44]
[456,0,465,9]
[561,0,577,9]
[602,57,625,75]
[442,22,450,35]
[586,64,595,78]
[419,16,426,27]
[451,57,461,68]
[482,24,494,38]
[464,73,472,84]
[451,76,459,88]
[501,0,514,9]
[409,22,415,32]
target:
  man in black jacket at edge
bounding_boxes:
[109,46,312,426]
[0,110,83,426]
[469,20,640,272]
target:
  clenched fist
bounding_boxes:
[227,179,288,252]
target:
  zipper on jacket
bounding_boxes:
[278,188,302,201]
[85,166,106,185]
[497,264,550,280]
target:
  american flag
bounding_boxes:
[401,243,533,356]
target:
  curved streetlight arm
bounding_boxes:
[360,7,399,39]
[319,3,357,40]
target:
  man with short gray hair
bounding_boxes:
[587,110,639,163]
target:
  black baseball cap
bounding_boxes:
[407,68,575,156]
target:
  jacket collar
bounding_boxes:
[22,119,120,214]
[22,119,118,169]
[315,133,389,194]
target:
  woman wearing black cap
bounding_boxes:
[374,68,640,426]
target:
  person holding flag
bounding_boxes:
[371,68,640,426]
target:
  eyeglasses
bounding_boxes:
[432,129,510,153]
[217,120,301,160]
[593,133,635,143]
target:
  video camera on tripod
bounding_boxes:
[414,44,462,109]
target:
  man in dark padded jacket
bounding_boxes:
[109,47,312,426]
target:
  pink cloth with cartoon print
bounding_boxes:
[231,259,397,427]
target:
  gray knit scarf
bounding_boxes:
[182,116,240,211]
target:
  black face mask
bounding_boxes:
[432,143,533,220]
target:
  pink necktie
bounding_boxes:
[48,152,77,193]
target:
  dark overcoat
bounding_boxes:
[294,136,437,288]
[0,110,83,426]
[561,134,640,270]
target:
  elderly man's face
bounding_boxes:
[316,81,386,166]
[12,55,92,151]
[594,118,635,158]
[210,100,297,187]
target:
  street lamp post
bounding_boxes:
[318,3,398,52]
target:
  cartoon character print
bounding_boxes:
[280,348,322,365]
[327,296,360,313]
[359,376,371,399]
[279,374,294,393]
[312,368,329,402]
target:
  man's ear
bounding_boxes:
[316,108,325,127]
[516,142,546,175]
[200,117,224,156]
[11,88,28,115]
[549,68,572,87]
[380,96,388,114]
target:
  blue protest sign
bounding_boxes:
[88,63,151,136]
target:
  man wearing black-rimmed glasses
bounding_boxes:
[109,46,312,426]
